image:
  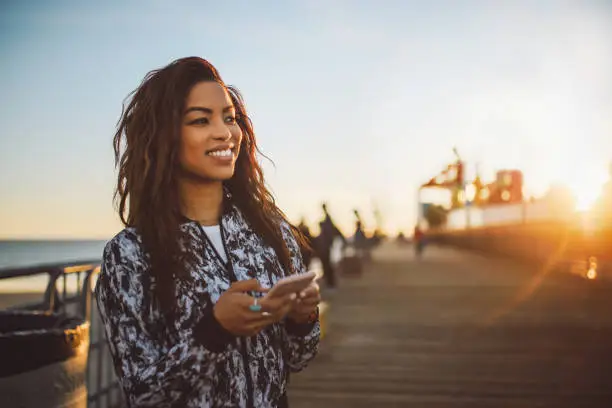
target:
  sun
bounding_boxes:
[572,183,602,211]
[565,172,608,212]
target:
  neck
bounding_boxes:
[179,178,223,226]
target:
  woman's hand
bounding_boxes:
[214,279,271,336]
[213,279,296,336]
[259,291,297,324]
[287,281,321,323]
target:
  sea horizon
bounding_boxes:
[0,240,108,294]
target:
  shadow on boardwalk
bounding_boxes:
[289,244,612,408]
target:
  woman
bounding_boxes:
[95,57,321,408]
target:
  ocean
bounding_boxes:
[0,240,108,294]
[0,237,344,295]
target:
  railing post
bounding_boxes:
[80,267,98,321]
[43,268,62,312]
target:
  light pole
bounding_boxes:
[452,147,461,162]
[416,185,423,230]
[453,147,471,229]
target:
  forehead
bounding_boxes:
[185,81,232,108]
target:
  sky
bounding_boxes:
[1,0,611,239]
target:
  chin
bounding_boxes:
[182,165,236,182]
[206,169,236,181]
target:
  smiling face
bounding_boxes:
[179,81,243,181]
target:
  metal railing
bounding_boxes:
[0,260,123,408]
[0,248,344,407]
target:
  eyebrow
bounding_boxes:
[184,105,235,115]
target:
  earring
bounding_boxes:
[223,186,232,199]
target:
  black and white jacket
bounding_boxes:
[95,204,320,408]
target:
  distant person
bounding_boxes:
[352,209,369,261]
[370,229,383,248]
[397,231,408,245]
[354,220,367,256]
[414,225,425,258]
[95,57,320,408]
[297,218,315,269]
[317,203,346,289]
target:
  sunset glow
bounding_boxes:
[565,168,608,212]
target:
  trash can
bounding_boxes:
[0,310,90,408]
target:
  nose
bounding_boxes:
[212,121,232,141]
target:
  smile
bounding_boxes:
[206,148,233,157]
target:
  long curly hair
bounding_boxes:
[113,57,307,314]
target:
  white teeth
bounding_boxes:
[208,149,232,157]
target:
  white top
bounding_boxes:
[201,225,228,263]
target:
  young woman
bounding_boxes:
[95,57,320,408]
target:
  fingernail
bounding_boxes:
[299,291,306,298]
[290,293,297,300]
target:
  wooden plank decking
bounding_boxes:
[289,244,612,408]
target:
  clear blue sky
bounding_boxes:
[1,0,611,239]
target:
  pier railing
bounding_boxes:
[0,260,123,408]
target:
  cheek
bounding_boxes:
[179,129,204,166]
[233,126,244,157]
[232,126,243,145]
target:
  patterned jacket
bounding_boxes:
[95,204,320,408]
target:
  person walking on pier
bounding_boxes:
[414,225,425,258]
[95,57,320,408]
[352,209,369,261]
[317,203,345,289]
[297,218,315,269]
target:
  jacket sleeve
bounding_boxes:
[280,222,321,372]
[95,235,236,407]
[284,314,321,372]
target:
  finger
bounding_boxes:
[250,303,292,324]
[243,310,275,323]
[298,291,320,303]
[297,298,320,308]
[260,293,294,310]
[233,295,267,324]
[306,281,320,290]
[301,289,321,301]
[298,283,320,299]
[239,298,272,322]
[295,298,320,311]
[260,293,296,313]
[240,295,289,322]
[228,279,267,294]
[235,292,262,309]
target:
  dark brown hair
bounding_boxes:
[113,57,306,314]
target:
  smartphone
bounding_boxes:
[265,271,317,299]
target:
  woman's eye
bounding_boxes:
[225,116,237,124]
[191,117,209,125]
